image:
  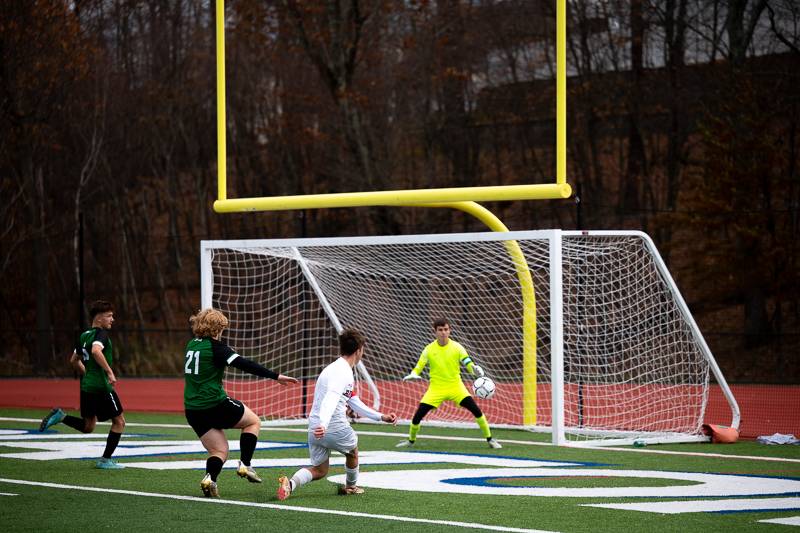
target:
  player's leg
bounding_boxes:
[96,391,126,469]
[232,403,262,482]
[338,447,364,495]
[409,403,435,443]
[322,426,362,494]
[97,413,125,464]
[39,407,66,431]
[79,391,100,434]
[199,428,229,497]
[279,458,329,500]
[396,399,437,447]
[40,390,96,433]
[200,428,230,460]
[82,416,97,433]
[186,406,225,497]
[40,408,90,433]
[62,413,89,431]
[459,395,502,449]
[278,433,331,500]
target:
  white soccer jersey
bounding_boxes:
[309,357,354,430]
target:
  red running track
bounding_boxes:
[0,378,796,439]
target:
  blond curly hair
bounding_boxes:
[189,308,229,338]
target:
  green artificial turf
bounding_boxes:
[1,407,798,533]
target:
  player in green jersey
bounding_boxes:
[39,300,128,469]
[184,308,298,498]
[397,318,502,449]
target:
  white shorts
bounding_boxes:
[308,424,358,466]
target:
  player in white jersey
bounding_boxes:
[277,328,397,499]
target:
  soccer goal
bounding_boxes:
[200,230,739,447]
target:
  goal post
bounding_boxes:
[200,230,740,447]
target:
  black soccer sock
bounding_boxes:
[239,432,258,466]
[102,430,122,459]
[63,415,87,433]
[207,456,224,482]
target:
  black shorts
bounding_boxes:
[185,397,245,438]
[80,389,124,422]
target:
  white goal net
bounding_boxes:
[200,230,739,446]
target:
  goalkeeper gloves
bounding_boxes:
[403,372,421,381]
[472,365,485,378]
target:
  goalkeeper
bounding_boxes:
[397,318,501,449]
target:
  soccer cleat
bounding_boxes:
[487,438,503,449]
[337,485,365,495]
[95,457,125,469]
[395,439,415,448]
[236,461,262,483]
[200,473,219,498]
[39,408,65,432]
[276,476,292,501]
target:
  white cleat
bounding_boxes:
[488,438,503,449]
[338,485,365,495]
[395,439,415,448]
[236,461,262,483]
[200,473,219,498]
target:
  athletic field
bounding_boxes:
[1,407,799,532]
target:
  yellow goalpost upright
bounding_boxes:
[212,0,570,427]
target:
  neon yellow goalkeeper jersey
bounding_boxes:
[412,339,474,387]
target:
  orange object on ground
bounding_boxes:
[702,423,740,443]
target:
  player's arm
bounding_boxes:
[460,351,485,378]
[229,357,298,384]
[91,331,116,384]
[347,395,397,425]
[315,368,356,438]
[212,341,298,384]
[403,351,428,380]
[314,383,344,439]
[315,383,348,438]
[69,350,85,376]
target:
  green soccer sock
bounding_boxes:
[475,415,491,439]
[408,423,421,442]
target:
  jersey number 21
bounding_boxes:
[185,351,200,375]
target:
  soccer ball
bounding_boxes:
[473,376,496,400]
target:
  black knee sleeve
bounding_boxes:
[411,403,435,425]
[459,396,483,418]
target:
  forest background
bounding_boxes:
[0,0,797,385]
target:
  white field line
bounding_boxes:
[759,516,800,526]
[1,416,192,429]
[585,497,800,514]
[3,417,799,464]
[0,477,557,533]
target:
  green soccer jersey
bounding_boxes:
[183,337,239,410]
[77,327,114,393]
[412,339,474,387]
